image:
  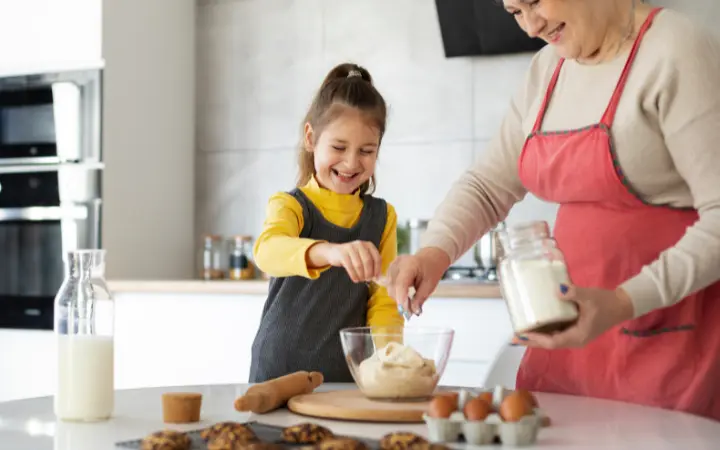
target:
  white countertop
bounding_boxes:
[1,383,719,449]
[107,280,503,299]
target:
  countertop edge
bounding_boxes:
[107,280,502,299]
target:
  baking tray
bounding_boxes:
[115,421,381,449]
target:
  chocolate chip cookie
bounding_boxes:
[378,432,428,450]
[140,430,191,450]
[207,433,281,450]
[238,443,284,450]
[201,422,258,443]
[315,437,369,450]
[281,423,334,444]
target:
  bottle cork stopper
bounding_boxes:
[162,392,203,423]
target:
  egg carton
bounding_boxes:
[423,387,547,447]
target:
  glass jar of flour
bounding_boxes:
[497,221,578,334]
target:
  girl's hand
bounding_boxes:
[385,247,451,314]
[313,241,382,283]
[512,285,635,349]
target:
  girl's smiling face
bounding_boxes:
[305,107,380,195]
[503,0,633,61]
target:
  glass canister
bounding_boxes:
[497,221,579,334]
[200,234,225,280]
[228,235,255,280]
[53,249,114,422]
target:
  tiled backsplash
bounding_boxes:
[195,0,559,265]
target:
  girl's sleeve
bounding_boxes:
[367,203,405,343]
[253,192,331,279]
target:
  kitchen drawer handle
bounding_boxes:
[0,206,88,222]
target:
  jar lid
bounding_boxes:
[230,235,252,242]
[202,233,222,241]
[503,220,551,248]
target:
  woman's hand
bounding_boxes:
[385,247,451,314]
[513,285,635,349]
[308,241,382,283]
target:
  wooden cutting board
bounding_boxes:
[287,389,430,423]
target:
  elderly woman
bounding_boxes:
[385,0,720,420]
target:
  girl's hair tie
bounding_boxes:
[347,69,362,78]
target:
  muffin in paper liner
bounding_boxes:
[460,420,496,446]
[422,414,462,442]
[497,415,541,446]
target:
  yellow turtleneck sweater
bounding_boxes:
[253,176,404,328]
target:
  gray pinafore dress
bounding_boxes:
[248,188,387,383]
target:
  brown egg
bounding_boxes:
[499,392,533,422]
[462,397,491,421]
[435,391,459,405]
[428,395,456,418]
[514,389,539,408]
[477,392,494,410]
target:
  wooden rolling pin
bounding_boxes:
[234,371,324,414]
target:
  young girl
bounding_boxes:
[248,63,404,383]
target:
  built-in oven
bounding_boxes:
[0,165,102,329]
[0,69,101,166]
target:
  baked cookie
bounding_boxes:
[140,430,191,450]
[281,423,334,444]
[207,433,281,450]
[424,445,451,450]
[315,437,369,450]
[379,432,428,450]
[201,422,258,443]
[238,443,284,450]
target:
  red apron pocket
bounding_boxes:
[615,323,699,406]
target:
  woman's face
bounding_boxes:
[503,0,615,60]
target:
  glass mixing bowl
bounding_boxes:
[339,326,455,402]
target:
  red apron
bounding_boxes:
[515,7,720,421]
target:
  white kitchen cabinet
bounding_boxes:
[0,0,196,280]
[0,330,56,402]
[0,0,102,73]
[0,291,510,402]
[406,297,513,362]
[441,359,490,388]
[101,0,196,281]
[113,292,265,389]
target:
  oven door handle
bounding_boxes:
[0,206,88,222]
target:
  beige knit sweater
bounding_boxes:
[421,9,720,318]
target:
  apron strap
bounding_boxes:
[532,58,565,133]
[600,7,664,127]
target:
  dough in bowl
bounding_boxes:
[357,342,437,399]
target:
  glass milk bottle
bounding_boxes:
[497,221,579,334]
[54,249,115,422]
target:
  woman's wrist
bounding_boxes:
[614,287,635,322]
[416,247,452,279]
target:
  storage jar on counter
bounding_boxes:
[200,234,225,280]
[228,235,255,280]
[497,221,578,334]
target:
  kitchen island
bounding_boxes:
[0,280,512,403]
[2,383,719,449]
